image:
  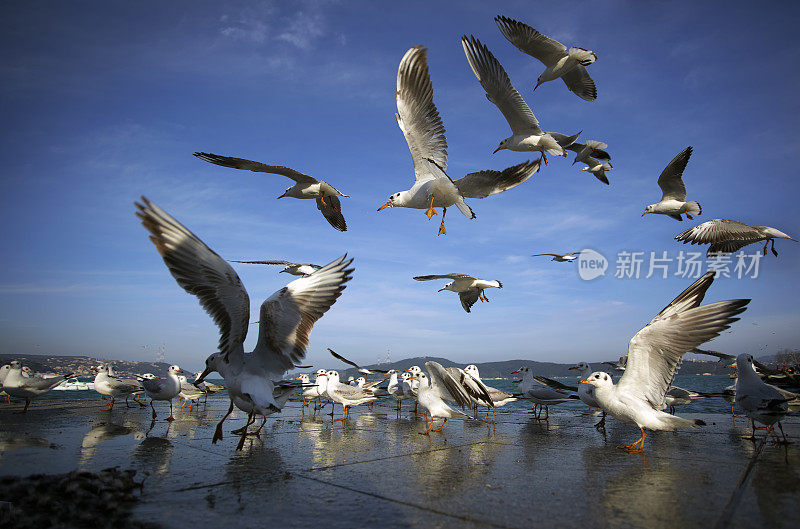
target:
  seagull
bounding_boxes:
[495,15,598,101]
[602,356,628,372]
[135,197,353,448]
[412,361,474,434]
[579,156,612,185]
[1,364,14,403]
[387,370,414,413]
[177,375,205,410]
[92,365,143,410]
[191,371,225,403]
[327,348,390,375]
[579,271,749,452]
[567,140,611,166]
[377,47,540,235]
[413,274,503,313]
[568,363,602,409]
[512,367,576,419]
[193,152,348,232]
[1,361,73,412]
[642,146,701,221]
[461,35,565,164]
[140,365,183,421]
[675,219,797,257]
[531,252,583,262]
[463,364,516,421]
[320,370,377,423]
[732,353,791,442]
[663,386,718,415]
[229,260,322,276]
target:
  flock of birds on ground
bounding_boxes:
[3,16,798,453]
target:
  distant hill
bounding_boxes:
[0,354,174,378]
[332,356,730,380]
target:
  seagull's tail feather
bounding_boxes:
[569,47,597,66]
[660,414,706,430]
[454,197,476,219]
[683,201,702,217]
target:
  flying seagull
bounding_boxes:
[327,348,390,375]
[531,251,583,262]
[230,260,322,276]
[136,197,353,448]
[193,152,348,232]
[377,46,540,235]
[495,15,598,101]
[461,35,566,164]
[580,271,749,452]
[413,274,502,313]
[642,146,701,221]
[579,156,612,185]
[675,219,796,257]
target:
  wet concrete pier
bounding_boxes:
[1,397,798,528]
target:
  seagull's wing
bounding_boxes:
[453,368,494,406]
[581,140,610,161]
[533,376,579,392]
[565,251,584,256]
[691,348,736,364]
[193,152,318,185]
[531,253,561,258]
[413,274,475,281]
[616,271,749,410]
[675,219,763,246]
[494,15,567,66]
[657,146,693,201]
[316,195,347,232]
[253,255,354,372]
[425,361,472,408]
[396,46,448,182]
[327,348,390,375]
[459,288,481,313]
[230,260,294,266]
[706,240,755,256]
[461,35,542,135]
[560,65,597,101]
[453,160,540,198]
[135,197,250,360]
[22,375,71,392]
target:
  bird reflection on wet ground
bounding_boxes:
[0,397,798,529]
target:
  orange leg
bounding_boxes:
[166,400,175,422]
[540,148,549,165]
[335,405,349,423]
[104,397,115,411]
[437,207,447,235]
[421,415,434,435]
[320,196,327,207]
[618,427,647,452]
[433,418,447,432]
[425,195,437,220]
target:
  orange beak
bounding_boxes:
[641,211,649,216]
[725,364,736,368]
[377,201,391,211]
[579,379,590,383]
[511,369,520,374]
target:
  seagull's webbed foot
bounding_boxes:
[540,149,549,166]
[771,239,778,257]
[425,194,437,220]
[686,213,694,220]
[617,428,646,452]
[763,240,769,255]
[437,207,447,235]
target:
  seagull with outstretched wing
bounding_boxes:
[230,259,322,276]
[413,274,503,313]
[194,152,348,232]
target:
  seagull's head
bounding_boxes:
[377,192,402,211]
[464,365,480,378]
[168,365,184,376]
[569,362,590,374]
[195,353,223,385]
[580,371,613,388]
[327,370,340,383]
[407,365,422,375]
[534,77,544,91]
[415,373,429,388]
[642,204,655,216]
[437,281,456,293]
[510,366,528,375]
[492,138,510,154]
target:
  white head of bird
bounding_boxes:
[406,365,423,376]
[377,191,407,211]
[464,365,480,378]
[168,365,184,376]
[641,204,656,216]
[579,371,613,390]
[569,362,591,375]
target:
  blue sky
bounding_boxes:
[2,0,799,372]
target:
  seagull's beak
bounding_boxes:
[534,80,543,91]
[194,367,212,386]
[492,146,501,154]
[579,379,591,384]
[568,366,579,370]
[725,364,736,369]
[641,211,648,216]
[176,369,184,374]
[377,201,391,211]
[511,369,520,374]
[437,287,446,292]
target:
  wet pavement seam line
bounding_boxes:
[293,471,517,529]
[713,436,767,529]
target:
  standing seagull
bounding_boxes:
[642,146,701,221]
[135,197,353,448]
[141,365,183,421]
[1,361,73,413]
[675,219,797,257]
[461,35,565,164]
[495,15,598,101]
[413,274,503,313]
[413,362,474,435]
[193,153,348,232]
[377,46,540,235]
[532,251,583,262]
[580,271,749,452]
[732,353,790,442]
[230,260,322,276]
